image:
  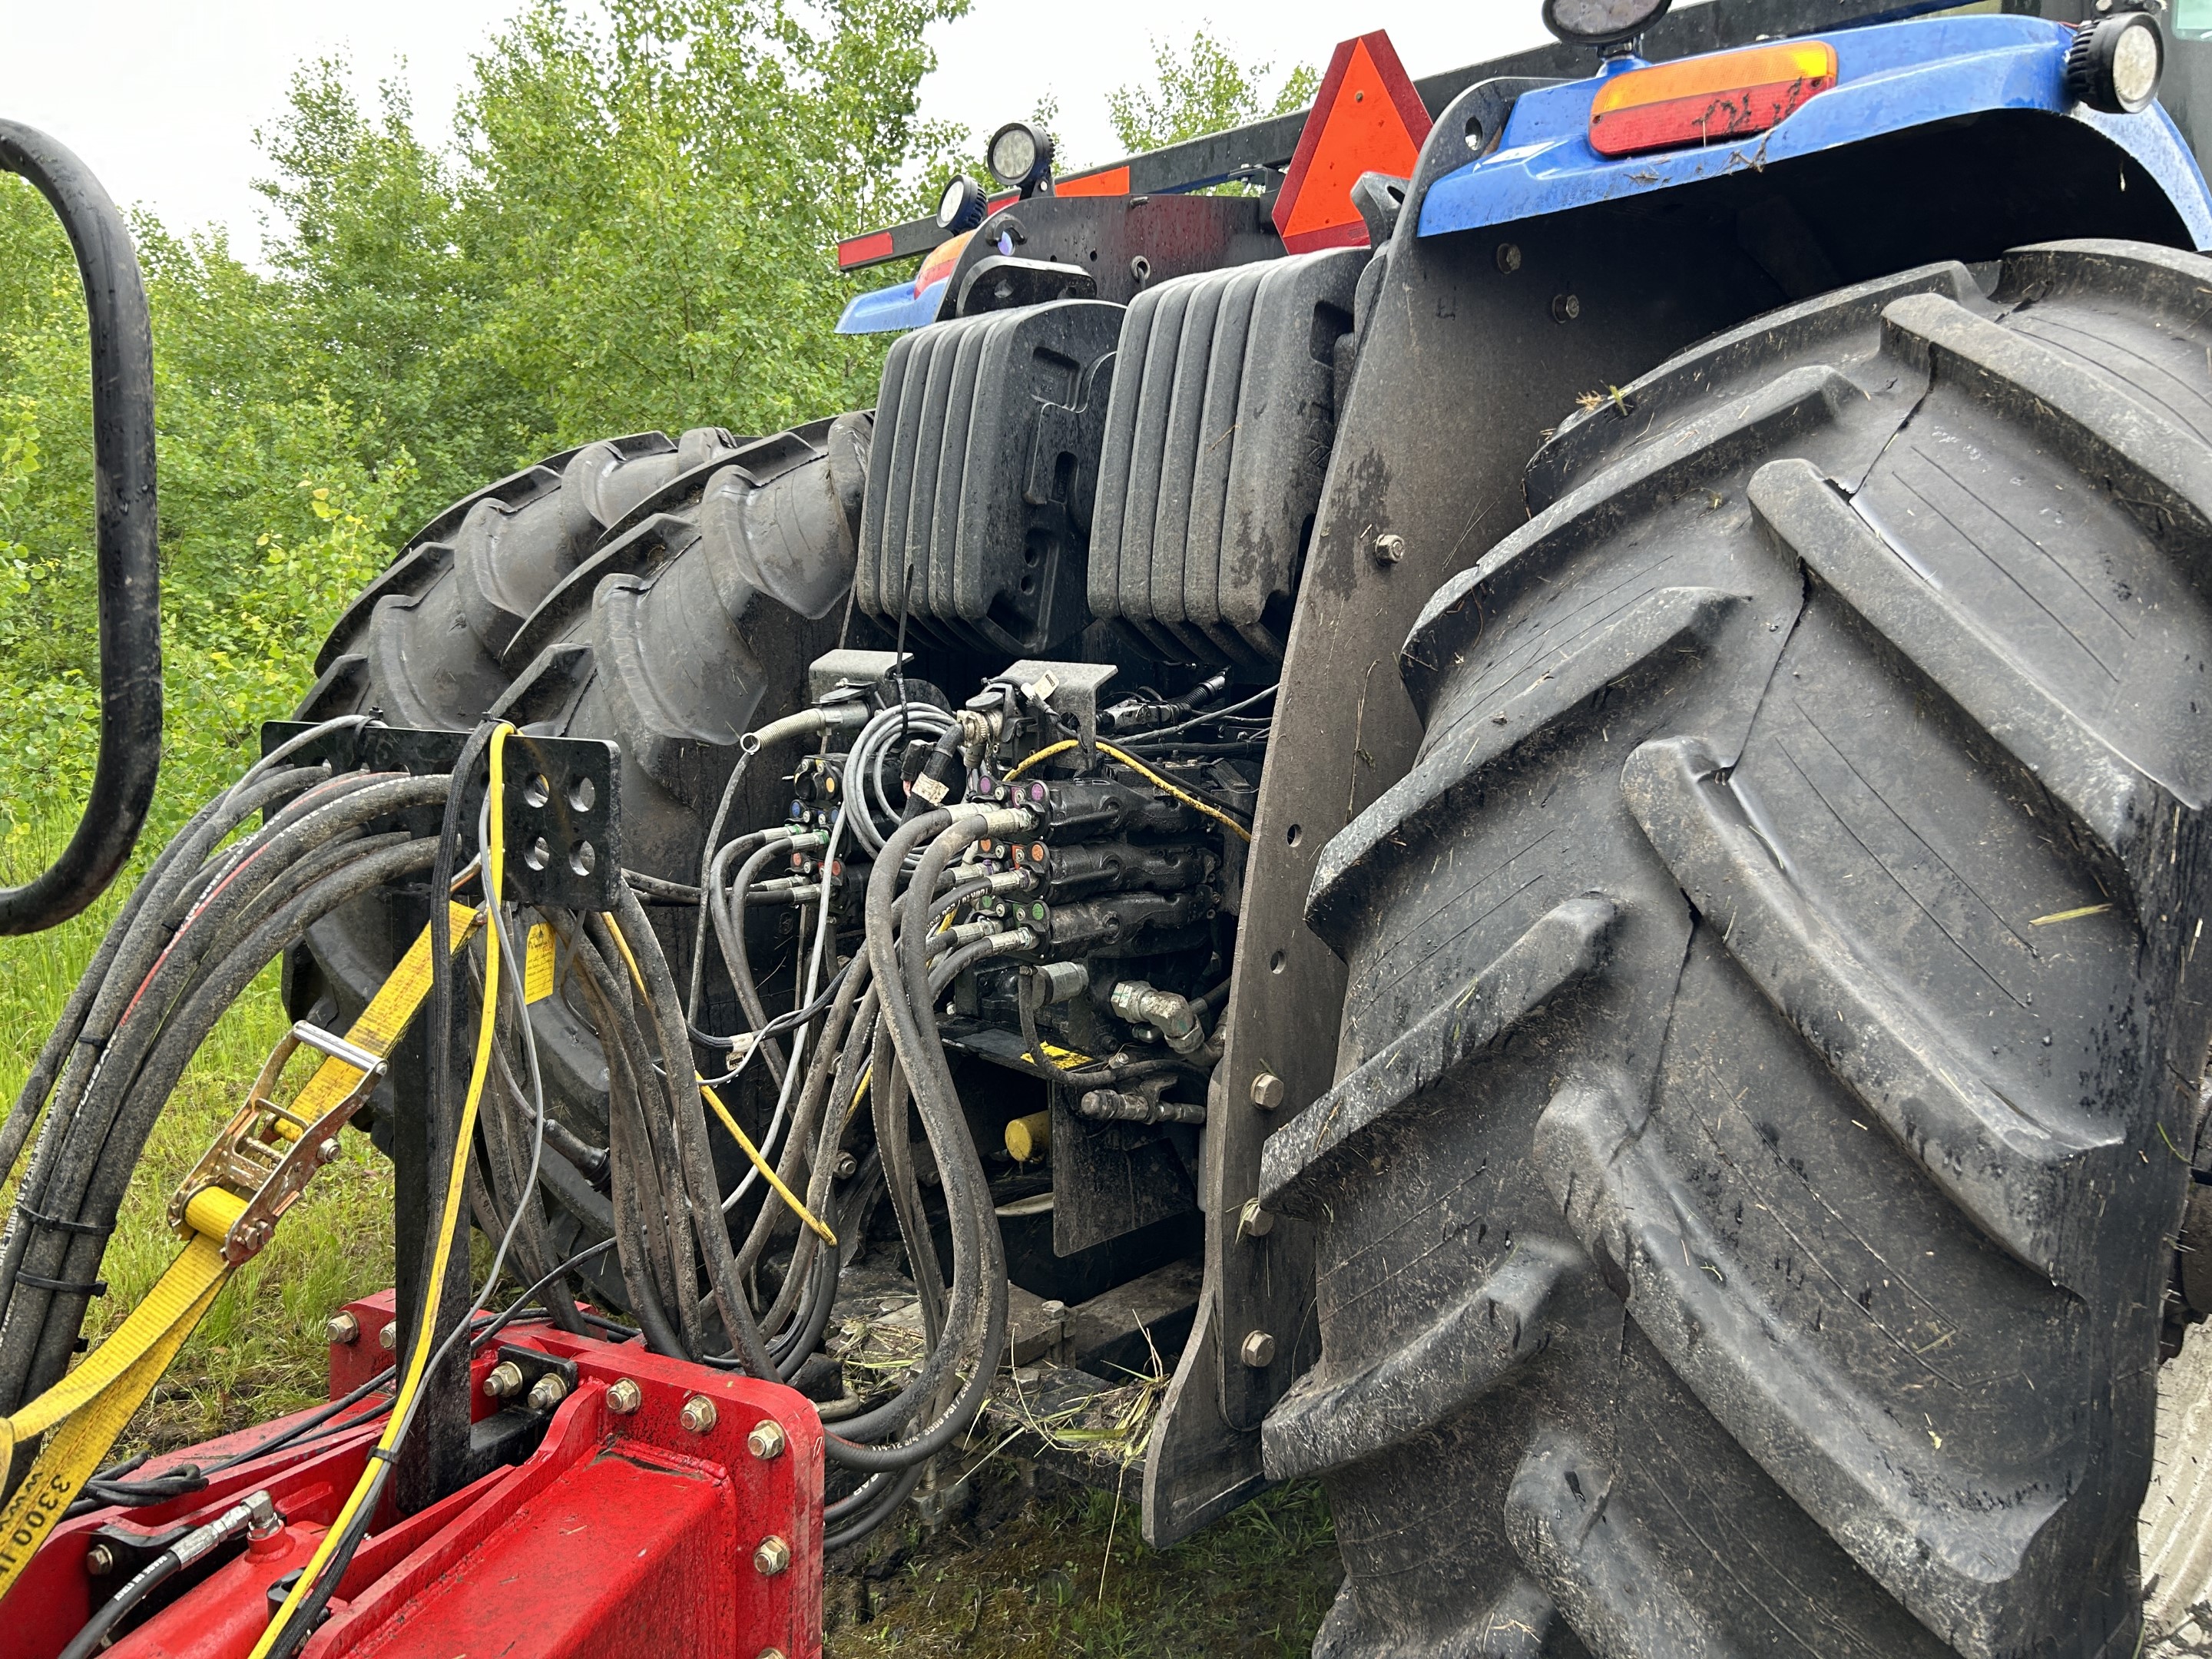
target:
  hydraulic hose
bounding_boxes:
[0,122,161,935]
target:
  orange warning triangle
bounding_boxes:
[1273,32,1432,254]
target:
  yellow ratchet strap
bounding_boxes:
[0,901,480,1599]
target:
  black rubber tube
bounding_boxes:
[0,122,161,934]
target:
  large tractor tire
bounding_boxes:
[297,426,747,730]
[1261,240,2212,1657]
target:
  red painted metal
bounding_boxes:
[14,1296,824,1659]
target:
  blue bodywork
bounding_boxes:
[838,276,950,335]
[1419,15,2212,248]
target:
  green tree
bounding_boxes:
[1106,29,1320,157]
[0,0,969,843]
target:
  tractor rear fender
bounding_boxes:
[1141,18,2212,1548]
[1422,15,2212,252]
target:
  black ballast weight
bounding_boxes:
[856,299,1123,654]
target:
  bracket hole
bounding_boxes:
[1269,950,1286,975]
[1286,823,1302,849]
[567,775,597,813]
[524,836,551,872]
[571,840,597,878]
[522,773,551,809]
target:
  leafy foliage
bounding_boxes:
[1106,30,1318,157]
[0,0,967,852]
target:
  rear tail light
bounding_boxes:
[1589,39,1837,158]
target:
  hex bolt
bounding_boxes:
[760,1651,789,1659]
[326,1311,360,1346]
[1495,241,1522,273]
[1249,1072,1286,1111]
[85,1544,114,1578]
[681,1394,720,1435]
[1373,532,1406,565]
[528,1373,571,1412]
[317,1138,341,1164]
[1240,1330,1277,1368]
[483,1360,525,1400]
[1551,292,1581,323]
[1239,1198,1274,1239]
[833,1151,859,1181]
[378,1321,399,1352]
[606,1377,644,1416]
[749,1419,788,1461]
[754,1534,792,1577]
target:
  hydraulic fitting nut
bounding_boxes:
[527,1373,570,1412]
[748,1419,787,1461]
[326,1311,360,1346]
[1249,1072,1286,1111]
[680,1394,719,1435]
[378,1321,399,1352]
[244,1491,283,1541]
[606,1378,643,1416]
[754,1535,792,1577]
[483,1359,525,1401]
[1240,1330,1277,1369]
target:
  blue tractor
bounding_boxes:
[9,2,2212,1654]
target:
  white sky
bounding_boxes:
[2,0,1561,260]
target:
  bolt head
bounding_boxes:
[1248,1072,1286,1111]
[833,1151,859,1181]
[326,1311,360,1346]
[85,1544,114,1578]
[1551,292,1581,323]
[1495,241,1522,273]
[378,1321,399,1352]
[317,1138,342,1164]
[527,1373,570,1412]
[606,1377,644,1416]
[680,1394,719,1435]
[748,1419,787,1461]
[1239,1330,1277,1368]
[1373,532,1406,565]
[753,1534,792,1577]
[1240,1198,1274,1239]
[484,1359,525,1400]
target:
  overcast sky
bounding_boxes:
[4,0,1560,260]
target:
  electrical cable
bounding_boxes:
[252,725,515,1659]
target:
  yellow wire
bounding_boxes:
[251,723,515,1659]
[601,913,836,1247]
[1002,738,1253,843]
[702,1081,837,1246]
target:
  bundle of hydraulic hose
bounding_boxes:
[0,704,1072,1649]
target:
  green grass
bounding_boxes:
[826,1464,1339,1657]
[0,824,1338,1650]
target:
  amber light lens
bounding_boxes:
[913,229,973,296]
[1589,39,1837,157]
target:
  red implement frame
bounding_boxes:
[14,1292,824,1659]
